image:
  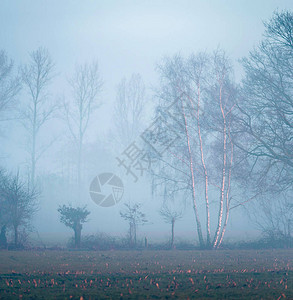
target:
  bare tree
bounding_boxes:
[2,171,39,246]
[21,47,55,186]
[234,11,293,192]
[0,168,9,247]
[206,51,236,249]
[0,50,20,119]
[112,73,146,151]
[120,202,147,247]
[57,205,90,248]
[149,50,237,249]
[159,203,183,249]
[248,191,292,248]
[231,11,293,245]
[64,62,103,188]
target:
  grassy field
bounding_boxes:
[0,249,292,299]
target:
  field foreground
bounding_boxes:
[0,249,292,299]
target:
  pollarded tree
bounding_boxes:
[159,203,183,249]
[120,202,147,247]
[57,205,90,248]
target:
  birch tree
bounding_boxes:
[149,50,237,249]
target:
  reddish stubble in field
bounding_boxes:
[0,249,291,299]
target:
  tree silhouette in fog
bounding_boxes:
[120,203,147,247]
[58,205,90,248]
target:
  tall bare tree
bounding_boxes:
[21,47,55,186]
[149,50,237,249]
[206,51,235,248]
[235,11,293,192]
[0,50,20,119]
[232,11,293,245]
[113,73,146,150]
[64,62,103,188]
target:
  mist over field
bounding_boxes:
[0,1,292,299]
